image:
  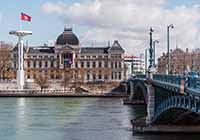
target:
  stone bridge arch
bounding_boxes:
[129,79,147,105]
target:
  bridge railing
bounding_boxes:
[153,74,185,85]
[187,77,200,89]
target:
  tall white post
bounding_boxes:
[17,37,24,89]
[9,30,32,90]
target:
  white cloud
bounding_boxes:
[41,0,200,58]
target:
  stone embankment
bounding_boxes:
[0,89,127,97]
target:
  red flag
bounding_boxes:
[21,13,31,22]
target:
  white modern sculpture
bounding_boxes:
[9,30,32,89]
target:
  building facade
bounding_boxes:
[157,48,197,75]
[124,55,145,79]
[10,28,125,84]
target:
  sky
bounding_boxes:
[1,0,200,58]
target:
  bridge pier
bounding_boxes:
[129,81,134,101]
[146,80,155,125]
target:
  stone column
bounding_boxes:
[146,80,155,125]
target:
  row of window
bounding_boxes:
[75,61,122,69]
[13,61,59,68]
[13,54,59,59]
[78,55,109,59]
[86,72,122,80]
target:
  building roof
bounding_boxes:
[56,27,79,45]
[27,46,55,54]
[109,40,125,53]
[80,47,110,54]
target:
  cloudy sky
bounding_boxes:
[0,0,200,58]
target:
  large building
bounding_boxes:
[124,55,145,79]
[157,47,200,75]
[10,27,125,86]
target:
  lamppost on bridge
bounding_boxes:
[148,27,155,78]
[149,27,154,68]
[153,40,159,67]
[145,49,148,74]
[167,24,174,75]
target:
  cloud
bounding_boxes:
[41,0,200,58]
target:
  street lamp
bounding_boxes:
[153,40,159,66]
[167,24,174,75]
[145,49,148,74]
[149,27,154,69]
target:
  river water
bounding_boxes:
[0,97,200,140]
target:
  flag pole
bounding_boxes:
[20,13,22,30]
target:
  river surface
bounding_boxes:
[0,97,200,140]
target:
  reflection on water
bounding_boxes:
[0,98,199,140]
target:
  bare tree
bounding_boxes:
[61,69,72,91]
[34,74,49,92]
[0,47,12,80]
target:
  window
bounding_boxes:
[51,61,54,68]
[111,72,114,79]
[75,62,78,68]
[119,62,121,68]
[98,74,102,80]
[33,61,36,68]
[81,62,84,68]
[13,54,16,58]
[93,74,96,80]
[87,61,90,68]
[39,61,42,68]
[27,74,30,79]
[87,73,90,80]
[14,62,16,68]
[45,61,48,68]
[104,62,108,68]
[119,72,121,80]
[115,62,118,68]
[99,62,102,68]
[27,61,30,67]
[93,61,96,68]
[105,75,108,80]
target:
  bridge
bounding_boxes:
[126,74,200,125]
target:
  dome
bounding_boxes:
[56,27,79,45]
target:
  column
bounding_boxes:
[146,80,155,125]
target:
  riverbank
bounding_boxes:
[0,89,127,97]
